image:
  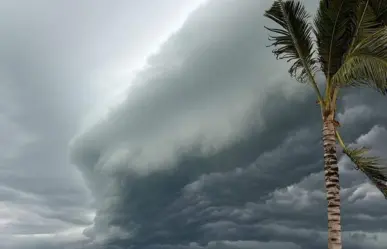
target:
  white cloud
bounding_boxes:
[337,105,374,125]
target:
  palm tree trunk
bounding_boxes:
[322,118,342,249]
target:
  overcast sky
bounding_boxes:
[1,0,387,249]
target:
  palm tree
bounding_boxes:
[263,0,387,248]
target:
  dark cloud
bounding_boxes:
[2,0,385,248]
[0,0,204,248]
[70,1,387,249]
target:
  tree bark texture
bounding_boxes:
[322,118,342,249]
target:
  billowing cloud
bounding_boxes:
[70,1,387,249]
[0,0,206,248]
[3,0,385,248]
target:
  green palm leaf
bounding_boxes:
[344,146,387,198]
[314,0,358,79]
[368,0,387,26]
[331,27,387,94]
[264,0,317,84]
[349,0,381,47]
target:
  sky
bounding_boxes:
[1,0,387,249]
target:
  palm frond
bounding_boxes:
[331,27,387,94]
[344,146,387,199]
[314,0,358,79]
[368,0,387,26]
[349,0,381,47]
[264,0,317,84]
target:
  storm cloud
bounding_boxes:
[70,0,387,249]
[0,0,204,248]
[2,0,387,248]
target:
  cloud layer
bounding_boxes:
[68,0,387,249]
[0,0,206,248]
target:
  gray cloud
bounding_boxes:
[2,0,386,248]
[0,0,204,248]
[69,1,387,249]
